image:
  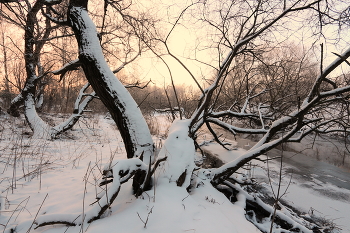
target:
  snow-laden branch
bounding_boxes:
[189,1,321,133]
[35,158,148,228]
[286,119,330,143]
[305,47,350,104]
[240,85,268,114]
[207,118,268,135]
[211,45,350,184]
[258,103,265,129]
[211,122,301,184]
[50,83,96,138]
[87,158,148,223]
[319,85,350,98]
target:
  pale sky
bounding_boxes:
[122,0,215,88]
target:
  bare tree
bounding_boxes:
[1,0,91,138]
[1,0,132,138]
[9,0,350,231]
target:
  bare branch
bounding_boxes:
[51,59,81,81]
[125,80,153,89]
[112,50,141,73]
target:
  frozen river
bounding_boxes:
[267,148,350,191]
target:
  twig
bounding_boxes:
[2,197,30,233]
[81,161,91,233]
[137,206,153,228]
[27,193,48,233]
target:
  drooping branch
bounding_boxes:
[205,122,231,150]
[50,83,96,138]
[210,46,350,185]
[206,118,268,135]
[124,80,153,89]
[112,50,140,74]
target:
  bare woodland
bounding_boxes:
[1,0,350,232]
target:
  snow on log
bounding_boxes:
[155,119,196,188]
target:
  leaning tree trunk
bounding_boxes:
[18,0,49,136]
[68,0,154,162]
[7,0,95,139]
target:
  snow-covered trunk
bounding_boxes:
[25,93,51,138]
[35,61,45,111]
[9,0,95,139]
[7,0,45,117]
[68,0,154,162]
[19,0,51,138]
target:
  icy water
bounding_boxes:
[227,132,350,197]
[267,149,350,191]
[231,132,350,192]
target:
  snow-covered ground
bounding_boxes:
[0,113,349,233]
[0,114,260,233]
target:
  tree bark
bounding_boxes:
[7,0,45,117]
[68,0,154,161]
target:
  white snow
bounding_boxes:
[0,115,260,233]
[1,114,349,233]
[155,119,195,187]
